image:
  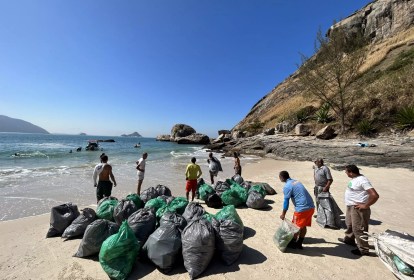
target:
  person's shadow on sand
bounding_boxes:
[285,237,376,259]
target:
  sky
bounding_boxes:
[0,0,372,137]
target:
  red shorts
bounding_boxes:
[186,179,197,193]
[293,208,314,228]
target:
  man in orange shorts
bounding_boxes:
[279,170,315,249]
[185,157,202,201]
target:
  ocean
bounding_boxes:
[0,133,257,221]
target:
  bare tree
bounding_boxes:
[298,27,367,133]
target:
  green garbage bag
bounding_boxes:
[156,197,188,219]
[145,197,167,212]
[126,193,143,209]
[99,220,140,280]
[96,199,119,221]
[215,205,243,227]
[249,185,266,197]
[198,184,215,201]
[202,212,214,223]
[221,185,247,207]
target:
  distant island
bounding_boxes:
[0,115,49,134]
[121,132,142,137]
[79,133,87,136]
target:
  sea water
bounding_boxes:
[0,133,258,221]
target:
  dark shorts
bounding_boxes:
[96,181,113,202]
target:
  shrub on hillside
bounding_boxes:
[395,106,414,130]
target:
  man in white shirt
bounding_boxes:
[339,164,379,256]
[136,152,148,195]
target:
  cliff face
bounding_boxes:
[233,0,414,133]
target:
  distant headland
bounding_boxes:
[121,132,142,137]
[0,115,49,134]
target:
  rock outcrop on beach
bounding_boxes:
[205,132,414,170]
[0,115,49,134]
[156,124,210,144]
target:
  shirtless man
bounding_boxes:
[93,154,117,203]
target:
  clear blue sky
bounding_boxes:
[0,0,372,137]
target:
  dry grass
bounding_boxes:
[361,27,414,72]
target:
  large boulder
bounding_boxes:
[171,124,196,140]
[316,125,336,140]
[176,133,210,145]
[263,128,275,136]
[232,131,245,139]
[156,135,171,141]
[276,122,294,134]
[218,130,231,135]
[295,124,310,136]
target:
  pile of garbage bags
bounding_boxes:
[197,174,277,210]
[45,184,249,279]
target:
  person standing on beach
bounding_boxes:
[136,152,148,195]
[207,152,223,185]
[93,154,117,203]
[185,157,202,201]
[339,164,379,256]
[279,171,315,249]
[234,152,242,176]
[313,158,333,216]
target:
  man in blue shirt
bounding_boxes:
[279,171,315,249]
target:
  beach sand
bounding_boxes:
[1,158,413,280]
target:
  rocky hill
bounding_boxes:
[121,132,142,137]
[0,115,49,134]
[233,0,414,136]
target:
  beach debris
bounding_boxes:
[96,198,119,221]
[140,187,158,203]
[74,219,119,258]
[246,190,267,209]
[125,193,143,209]
[205,193,223,209]
[198,183,215,201]
[62,207,96,239]
[46,203,80,238]
[221,184,248,207]
[155,184,172,197]
[99,221,140,280]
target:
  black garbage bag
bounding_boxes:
[316,192,343,229]
[155,184,172,197]
[205,193,223,209]
[99,221,140,280]
[212,218,244,265]
[182,202,205,222]
[182,218,216,279]
[46,203,80,238]
[240,181,252,192]
[62,208,96,239]
[231,174,244,185]
[252,182,277,195]
[214,181,231,197]
[246,191,267,209]
[143,213,186,272]
[74,219,120,257]
[140,187,158,203]
[113,199,138,225]
[127,207,156,245]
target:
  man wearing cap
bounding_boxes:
[313,158,333,216]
